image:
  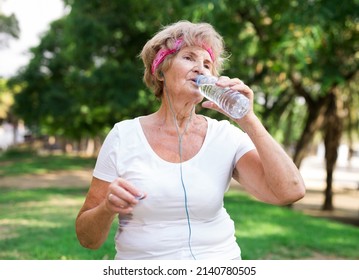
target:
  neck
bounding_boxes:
[157,100,195,131]
[161,74,198,130]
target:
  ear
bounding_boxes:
[158,71,164,81]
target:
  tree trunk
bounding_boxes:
[346,94,354,164]
[292,99,328,168]
[322,91,344,210]
[323,167,334,211]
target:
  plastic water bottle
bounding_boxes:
[196,75,250,119]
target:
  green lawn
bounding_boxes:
[226,192,359,259]
[1,149,358,260]
[0,186,115,260]
[0,147,96,177]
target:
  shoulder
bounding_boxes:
[107,118,141,139]
[101,118,139,147]
[206,117,243,135]
[205,117,253,149]
[112,118,139,133]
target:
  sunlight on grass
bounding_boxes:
[0,187,116,260]
[0,150,96,177]
[17,197,83,210]
[0,249,26,260]
[236,222,290,237]
[0,218,58,228]
[224,190,359,260]
[0,185,358,260]
[0,225,20,241]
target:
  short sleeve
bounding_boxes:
[226,122,256,165]
[234,131,256,163]
[92,125,120,182]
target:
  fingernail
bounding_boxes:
[134,193,145,200]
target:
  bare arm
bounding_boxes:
[202,76,305,205]
[75,177,145,249]
[234,115,305,205]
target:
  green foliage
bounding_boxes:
[0,78,13,120]
[216,0,358,146]
[6,0,359,148]
[0,12,20,44]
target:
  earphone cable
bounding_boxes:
[163,76,196,260]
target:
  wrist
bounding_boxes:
[101,199,118,218]
[236,113,268,138]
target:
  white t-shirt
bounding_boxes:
[93,116,255,260]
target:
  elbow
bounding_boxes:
[294,176,306,201]
[76,224,103,250]
[80,242,102,250]
[277,178,306,206]
[282,188,305,206]
[296,183,306,201]
[77,234,102,250]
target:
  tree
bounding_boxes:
[0,9,19,48]
[10,0,203,140]
[213,0,358,210]
[9,0,359,209]
[0,78,13,120]
[0,6,20,145]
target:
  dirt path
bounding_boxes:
[0,169,92,189]
[295,155,359,226]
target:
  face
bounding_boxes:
[161,46,214,103]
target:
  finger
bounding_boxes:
[230,83,254,99]
[216,77,242,88]
[110,178,144,204]
[201,101,229,117]
[118,178,145,200]
[107,193,134,213]
[202,100,217,110]
[215,76,230,86]
[108,193,131,208]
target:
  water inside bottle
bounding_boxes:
[196,76,250,119]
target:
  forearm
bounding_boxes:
[237,114,305,204]
[76,202,117,249]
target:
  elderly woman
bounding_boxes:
[75,20,305,260]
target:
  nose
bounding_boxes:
[193,63,206,76]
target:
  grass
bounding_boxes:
[0,147,96,177]
[226,192,359,259]
[0,187,116,260]
[0,149,358,260]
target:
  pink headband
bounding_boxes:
[151,38,215,75]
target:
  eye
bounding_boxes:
[204,61,213,70]
[183,55,193,61]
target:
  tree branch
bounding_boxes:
[289,73,314,107]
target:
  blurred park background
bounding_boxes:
[0,0,358,259]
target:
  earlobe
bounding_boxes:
[158,71,165,81]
